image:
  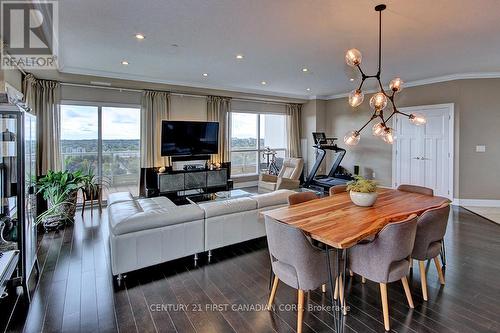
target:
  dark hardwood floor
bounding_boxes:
[6,205,500,333]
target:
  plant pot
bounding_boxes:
[349,191,378,207]
[43,190,78,231]
[83,186,101,200]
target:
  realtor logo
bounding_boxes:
[1,0,59,69]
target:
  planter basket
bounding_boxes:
[43,190,78,231]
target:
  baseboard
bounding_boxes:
[234,181,258,189]
[454,199,500,207]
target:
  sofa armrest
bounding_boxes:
[259,174,278,182]
[276,177,300,190]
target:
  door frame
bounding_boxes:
[391,103,454,199]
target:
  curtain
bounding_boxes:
[139,90,170,196]
[286,103,302,158]
[207,96,231,164]
[22,73,61,175]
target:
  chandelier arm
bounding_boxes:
[357,114,378,133]
[377,7,382,76]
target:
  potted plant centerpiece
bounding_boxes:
[37,169,87,230]
[346,175,378,207]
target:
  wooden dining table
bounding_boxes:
[262,188,450,332]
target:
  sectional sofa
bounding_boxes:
[107,190,294,280]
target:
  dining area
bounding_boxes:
[262,184,451,332]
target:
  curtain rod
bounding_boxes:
[59,82,294,105]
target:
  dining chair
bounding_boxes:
[411,203,450,301]
[329,184,348,196]
[397,184,447,266]
[265,216,339,333]
[288,191,319,205]
[397,184,434,196]
[349,214,418,331]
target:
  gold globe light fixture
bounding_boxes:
[343,4,426,146]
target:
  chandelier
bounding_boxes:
[343,4,426,146]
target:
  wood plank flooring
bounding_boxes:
[4,205,500,333]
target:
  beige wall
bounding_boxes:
[301,99,326,175]
[325,78,500,200]
[0,68,23,93]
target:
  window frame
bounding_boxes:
[229,111,287,178]
[60,101,141,198]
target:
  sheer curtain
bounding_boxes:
[207,96,231,164]
[22,73,61,175]
[139,90,170,196]
[286,103,302,158]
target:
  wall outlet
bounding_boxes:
[476,145,486,153]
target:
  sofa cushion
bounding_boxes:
[199,197,257,218]
[251,189,295,208]
[109,199,204,236]
[107,192,134,206]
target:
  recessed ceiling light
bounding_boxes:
[202,73,209,77]
[261,81,267,85]
[306,88,311,91]
[350,78,355,82]
[236,54,244,59]
[302,68,309,72]
[135,33,145,40]
[121,60,129,65]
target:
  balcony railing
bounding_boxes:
[61,150,140,197]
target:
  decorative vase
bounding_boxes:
[349,191,378,207]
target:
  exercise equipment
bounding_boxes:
[304,132,353,191]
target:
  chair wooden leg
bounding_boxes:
[321,284,326,293]
[401,276,414,308]
[361,276,366,284]
[379,283,390,331]
[334,277,338,300]
[419,260,428,301]
[297,289,304,333]
[433,257,445,285]
[339,275,347,315]
[267,276,279,310]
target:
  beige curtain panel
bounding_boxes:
[286,103,302,158]
[207,96,231,164]
[140,90,170,168]
[22,74,61,176]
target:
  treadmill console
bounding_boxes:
[312,132,338,148]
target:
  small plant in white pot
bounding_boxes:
[347,176,378,207]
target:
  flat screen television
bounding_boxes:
[161,120,219,156]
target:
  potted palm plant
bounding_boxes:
[37,169,87,230]
[347,175,378,207]
[81,165,109,212]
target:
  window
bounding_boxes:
[61,104,140,198]
[230,112,287,176]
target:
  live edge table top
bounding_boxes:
[262,189,450,249]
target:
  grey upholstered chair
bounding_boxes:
[397,184,434,196]
[411,203,450,301]
[329,184,348,196]
[265,216,339,333]
[349,214,418,331]
[287,191,319,205]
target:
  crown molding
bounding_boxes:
[59,66,309,101]
[324,72,500,100]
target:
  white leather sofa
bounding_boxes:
[107,189,294,279]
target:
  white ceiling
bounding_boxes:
[57,0,500,99]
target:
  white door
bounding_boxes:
[393,104,454,199]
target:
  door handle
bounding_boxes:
[412,157,421,160]
[420,157,430,160]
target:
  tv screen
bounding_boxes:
[161,121,219,156]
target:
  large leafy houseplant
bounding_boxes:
[37,169,87,229]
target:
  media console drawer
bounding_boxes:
[159,173,184,192]
[157,168,229,194]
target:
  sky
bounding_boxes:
[61,105,140,140]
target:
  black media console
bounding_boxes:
[158,167,230,194]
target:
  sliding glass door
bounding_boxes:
[61,104,140,199]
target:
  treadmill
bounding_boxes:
[304,132,353,191]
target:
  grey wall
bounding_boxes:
[301,99,326,175]
[325,78,500,200]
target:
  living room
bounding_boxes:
[0,1,499,332]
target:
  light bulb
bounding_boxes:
[409,113,427,126]
[382,128,395,144]
[344,130,360,146]
[372,123,386,136]
[345,48,362,67]
[348,89,364,107]
[389,77,403,92]
[369,92,388,110]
